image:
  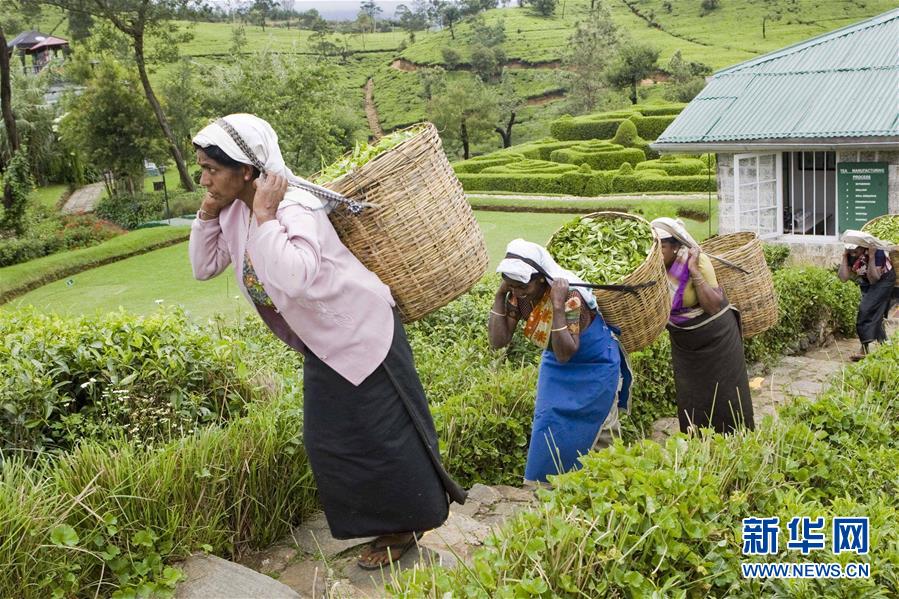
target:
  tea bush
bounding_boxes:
[392,339,899,597]
[95,192,167,230]
[0,309,259,452]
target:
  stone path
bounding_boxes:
[61,181,105,214]
[363,78,384,139]
[232,484,536,598]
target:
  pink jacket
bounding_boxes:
[189,198,396,386]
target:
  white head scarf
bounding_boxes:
[496,238,598,308]
[841,229,895,252]
[650,217,699,248]
[192,113,346,212]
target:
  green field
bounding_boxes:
[6,212,574,320]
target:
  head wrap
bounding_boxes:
[840,229,896,252]
[650,217,699,248]
[496,239,597,308]
[192,113,361,213]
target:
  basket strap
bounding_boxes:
[503,253,655,295]
[214,118,366,215]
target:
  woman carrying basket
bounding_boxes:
[488,239,632,485]
[650,218,754,435]
[838,231,896,360]
[188,114,465,569]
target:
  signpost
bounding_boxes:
[838,162,888,233]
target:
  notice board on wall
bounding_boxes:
[838,162,888,233]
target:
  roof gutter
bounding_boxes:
[651,139,899,153]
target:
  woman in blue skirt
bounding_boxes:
[488,239,632,484]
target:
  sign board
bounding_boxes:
[838,162,888,233]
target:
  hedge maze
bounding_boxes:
[455,104,717,196]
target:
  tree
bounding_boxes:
[60,59,167,195]
[761,0,796,38]
[161,58,203,161]
[564,5,618,113]
[664,49,709,102]
[605,41,660,105]
[428,78,497,159]
[0,146,32,234]
[281,0,294,27]
[493,74,522,148]
[40,0,199,191]
[700,0,719,15]
[250,0,276,30]
[395,3,428,37]
[441,46,462,69]
[359,0,382,34]
[418,66,446,100]
[525,0,557,17]
[67,9,94,41]
[437,1,462,39]
[202,50,364,175]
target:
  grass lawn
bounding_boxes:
[6,212,574,321]
[0,226,191,302]
[30,184,69,210]
[4,241,252,323]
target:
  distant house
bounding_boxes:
[652,9,899,265]
[6,31,70,75]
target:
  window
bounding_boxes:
[782,151,837,236]
[734,153,780,237]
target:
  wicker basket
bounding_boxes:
[322,123,488,322]
[700,232,778,338]
[548,212,669,353]
[861,214,899,288]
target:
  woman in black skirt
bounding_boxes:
[188,114,465,569]
[651,218,754,434]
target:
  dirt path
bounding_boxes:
[363,78,383,139]
[61,182,105,215]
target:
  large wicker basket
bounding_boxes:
[861,214,899,288]
[700,232,778,338]
[549,212,669,353]
[322,123,488,322]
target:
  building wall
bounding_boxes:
[837,149,899,214]
[716,149,899,267]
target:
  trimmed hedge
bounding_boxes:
[551,116,625,141]
[482,159,578,175]
[627,114,678,140]
[636,157,707,176]
[550,142,646,170]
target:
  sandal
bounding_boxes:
[356,532,419,570]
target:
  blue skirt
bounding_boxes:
[524,312,632,483]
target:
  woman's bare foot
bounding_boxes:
[356,532,418,570]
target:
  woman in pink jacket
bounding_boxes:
[188,114,465,569]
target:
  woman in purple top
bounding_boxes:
[188,114,465,569]
[651,218,754,435]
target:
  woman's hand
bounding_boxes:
[497,278,512,297]
[253,173,288,223]
[199,192,232,220]
[687,247,702,276]
[550,278,569,310]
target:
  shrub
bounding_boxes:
[551,117,626,141]
[762,243,791,271]
[636,157,706,176]
[0,308,259,453]
[482,159,578,175]
[0,215,125,267]
[95,192,166,229]
[627,114,677,140]
[550,142,646,170]
[441,46,462,69]
[393,338,897,598]
[0,146,34,235]
[612,119,640,146]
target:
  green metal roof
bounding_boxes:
[654,9,899,147]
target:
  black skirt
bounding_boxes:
[667,307,755,435]
[857,268,896,344]
[302,309,466,540]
